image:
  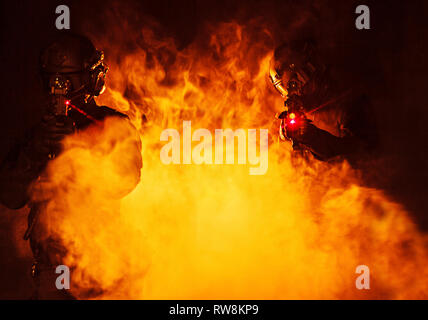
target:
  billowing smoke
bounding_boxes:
[26,1,428,299]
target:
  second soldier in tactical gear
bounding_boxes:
[269,40,378,163]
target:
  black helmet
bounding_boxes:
[40,33,108,114]
[269,40,328,104]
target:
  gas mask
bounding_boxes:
[40,34,108,118]
[269,41,326,104]
[269,62,314,100]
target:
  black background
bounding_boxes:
[0,0,427,299]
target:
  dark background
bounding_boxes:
[0,0,427,298]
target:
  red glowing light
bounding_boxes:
[65,100,71,105]
[290,119,296,125]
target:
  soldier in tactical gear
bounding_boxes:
[0,33,142,299]
[269,40,377,162]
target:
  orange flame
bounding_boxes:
[30,20,428,299]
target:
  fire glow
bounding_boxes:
[30,19,428,299]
